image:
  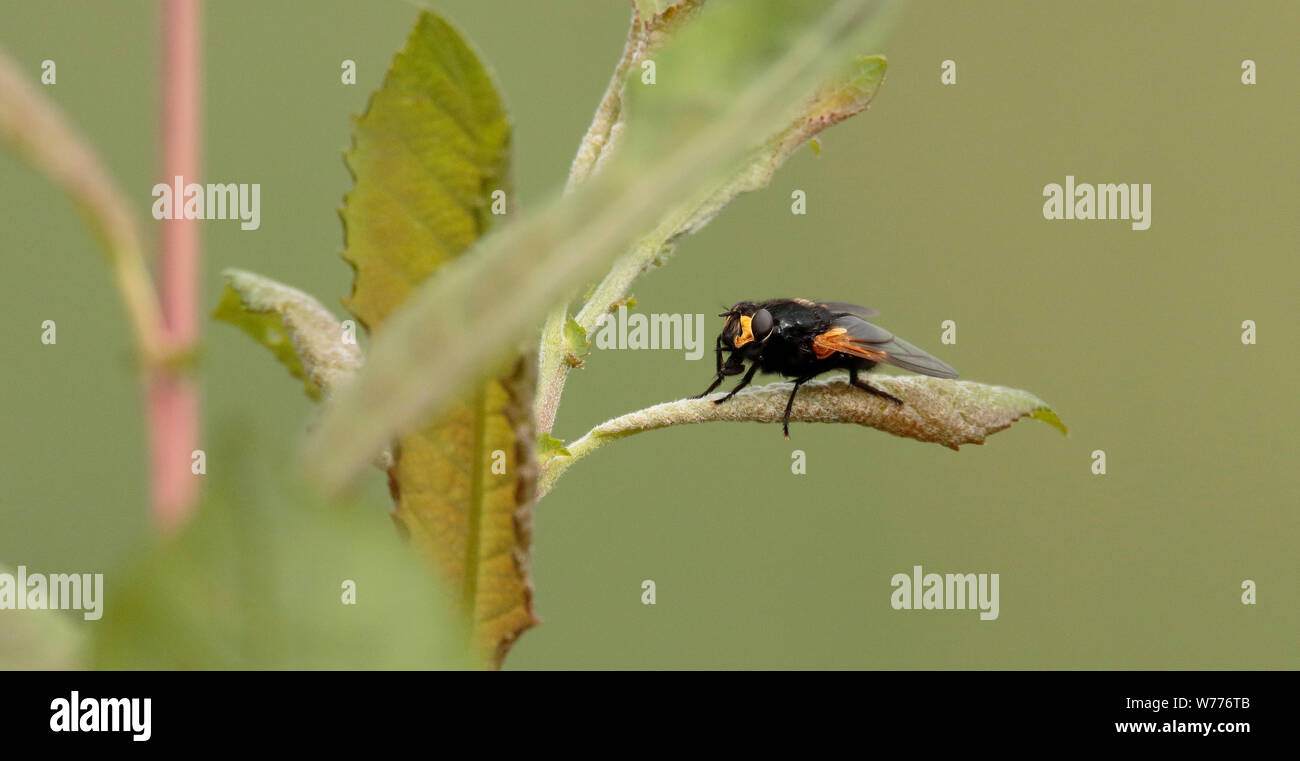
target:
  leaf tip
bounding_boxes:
[1030,406,1069,436]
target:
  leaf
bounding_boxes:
[572,55,890,334]
[632,0,695,19]
[563,316,590,367]
[538,377,1067,497]
[538,14,885,438]
[338,11,536,667]
[0,565,85,669]
[340,11,510,329]
[304,0,903,488]
[213,269,362,400]
[89,444,472,668]
[535,433,571,465]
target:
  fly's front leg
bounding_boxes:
[714,361,760,404]
[693,375,725,399]
[692,336,730,399]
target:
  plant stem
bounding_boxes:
[534,7,646,436]
[148,0,202,533]
[0,51,166,363]
[536,377,1068,498]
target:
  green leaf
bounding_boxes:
[0,564,86,669]
[213,282,311,396]
[213,270,363,401]
[305,0,903,488]
[535,433,571,465]
[337,10,536,667]
[539,377,1067,497]
[341,10,510,330]
[563,316,590,367]
[88,444,472,668]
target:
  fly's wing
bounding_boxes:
[813,315,959,379]
[816,301,880,319]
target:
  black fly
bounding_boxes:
[695,299,958,437]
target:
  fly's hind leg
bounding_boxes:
[849,368,903,405]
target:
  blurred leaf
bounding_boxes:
[304,0,901,488]
[0,565,85,670]
[540,377,1067,497]
[572,55,890,334]
[338,11,537,667]
[89,445,473,668]
[632,0,695,19]
[213,270,363,400]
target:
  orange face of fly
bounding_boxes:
[732,315,756,348]
[718,303,773,353]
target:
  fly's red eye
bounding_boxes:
[751,308,774,341]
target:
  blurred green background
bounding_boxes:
[1,0,1296,668]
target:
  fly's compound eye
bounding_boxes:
[750,308,774,342]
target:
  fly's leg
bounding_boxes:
[849,367,903,405]
[782,373,820,438]
[693,375,725,399]
[714,361,760,404]
[692,336,729,399]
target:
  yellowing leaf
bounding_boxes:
[340,11,535,666]
[341,11,510,330]
[388,358,537,667]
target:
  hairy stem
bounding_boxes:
[537,376,1067,498]
[534,8,646,436]
[534,6,888,440]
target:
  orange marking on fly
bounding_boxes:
[812,327,848,359]
[733,314,756,348]
[813,326,893,363]
[696,299,956,438]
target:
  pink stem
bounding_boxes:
[148,0,201,533]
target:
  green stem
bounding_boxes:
[534,7,646,436]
